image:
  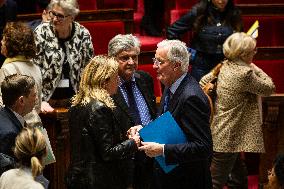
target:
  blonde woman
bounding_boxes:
[0,127,47,189]
[66,55,140,189]
[201,32,275,189]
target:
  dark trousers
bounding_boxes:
[211,152,248,189]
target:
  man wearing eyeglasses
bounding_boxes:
[108,34,157,189]
[139,39,213,189]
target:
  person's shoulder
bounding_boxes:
[0,107,11,118]
[70,99,109,114]
[75,22,90,33]
[224,61,253,79]
[0,168,18,179]
[1,169,44,189]
[34,22,50,33]
[0,108,17,128]
[183,74,208,98]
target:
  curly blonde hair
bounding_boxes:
[72,55,118,108]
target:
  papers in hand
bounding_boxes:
[247,20,259,39]
[38,126,56,165]
[139,111,187,173]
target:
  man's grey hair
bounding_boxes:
[108,34,141,57]
[49,0,79,17]
[157,39,191,72]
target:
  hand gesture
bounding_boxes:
[127,125,143,138]
[138,142,164,157]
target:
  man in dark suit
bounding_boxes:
[139,39,213,189]
[0,74,36,158]
[0,0,17,66]
[108,34,157,189]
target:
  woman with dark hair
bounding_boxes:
[266,154,284,189]
[167,0,243,81]
[0,127,47,189]
[0,22,42,127]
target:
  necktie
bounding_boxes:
[124,81,142,125]
[163,88,172,113]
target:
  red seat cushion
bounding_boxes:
[135,34,164,52]
[254,59,284,93]
[102,0,135,9]
[78,0,97,10]
[175,0,198,10]
[138,64,162,97]
[81,21,125,55]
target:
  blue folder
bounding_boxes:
[139,111,187,173]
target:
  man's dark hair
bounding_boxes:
[1,74,35,107]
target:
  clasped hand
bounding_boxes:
[138,142,164,158]
[127,125,143,147]
[127,125,164,157]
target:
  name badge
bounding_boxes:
[57,79,69,88]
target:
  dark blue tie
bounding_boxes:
[124,81,142,125]
[163,88,172,113]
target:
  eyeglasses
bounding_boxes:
[117,55,138,63]
[49,11,70,21]
[152,57,167,67]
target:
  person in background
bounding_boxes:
[167,0,243,81]
[66,55,140,189]
[265,154,284,189]
[0,74,36,165]
[28,3,51,31]
[108,34,157,189]
[0,22,42,127]
[140,0,164,36]
[138,39,212,189]
[0,0,17,67]
[0,127,47,189]
[200,32,275,189]
[33,0,94,113]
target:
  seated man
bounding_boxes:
[0,74,36,168]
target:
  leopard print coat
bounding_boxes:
[34,22,94,101]
[200,60,275,153]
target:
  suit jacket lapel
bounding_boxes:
[160,74,189,115]
[169,74,189,113]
